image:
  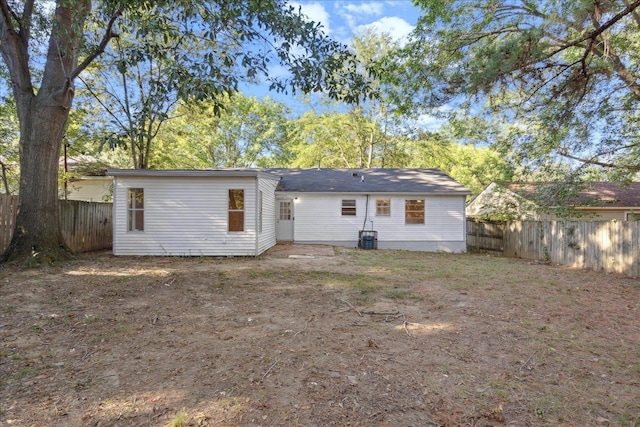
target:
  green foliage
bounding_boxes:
[393,0,640,178]
[72,0,374,170]
[152,94,294,168]
[0,93,19,194]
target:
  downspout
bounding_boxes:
[361,194,369,231]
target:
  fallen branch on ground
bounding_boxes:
[261,359,279,382]
[337,298,362,316]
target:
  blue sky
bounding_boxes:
[241,1,422,113]
[293,1,419,44]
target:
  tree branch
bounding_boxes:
[0,0,34,96]
[19,0,34,47]
[542,0,640,63]
[0,0,16,35]
[69,9,122,80]
[559,149,640,171]
[624,0,640,26]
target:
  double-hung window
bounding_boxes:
[405,199,424,224]
[342,199,356,216]
[229,189,245,232]
[376,199,390,216]
[127,188,144,231]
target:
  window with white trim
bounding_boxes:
[376,199,390,216]
[127,188,144,231]
[228,189,244,232]
[405,199,424,224]
[342,199,356,216]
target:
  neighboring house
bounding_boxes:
[64,176,113,202]
[107,168,471,256]
[60,154,113,202]
[467,181,640,221]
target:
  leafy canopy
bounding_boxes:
[393,0,640,177]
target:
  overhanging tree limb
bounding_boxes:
[70,9,122,80]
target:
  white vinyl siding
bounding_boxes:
[113,175,278,256]
[256,178,278,254]
[63,177,113,202]
[287,193,466,246]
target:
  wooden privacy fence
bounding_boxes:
[467,219,640,278]
[466,219,504,253]
[0,194,112,254]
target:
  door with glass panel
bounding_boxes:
[276,199,293,241]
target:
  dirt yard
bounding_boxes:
[1,245,638,426]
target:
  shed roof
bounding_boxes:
[270,168,471,195]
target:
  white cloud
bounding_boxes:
[415,113,445,131]
[341,2,384,16]
[335,1,385,30]
[355,16,414,43]
[290,2,332,34]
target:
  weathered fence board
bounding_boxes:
[0,194,112,254]
[468,219,640,277]
[0,195,19,254]
[502,221,640,278]
[466,219,504,252]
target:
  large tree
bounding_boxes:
[392,0,640,177]
[152,95,294,169]
[0,0,368,263]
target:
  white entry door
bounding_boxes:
[276,200,294,241]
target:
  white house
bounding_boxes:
[467,181,640,221]
[108,169,279,256]
[107,168,471,256]
[64,176,113,202]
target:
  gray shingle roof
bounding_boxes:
[509,182,640,207]
[269,168,471,194]
[106,168,471,195]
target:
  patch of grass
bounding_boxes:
[303,271,377,294]
[30,324,44,333]
[169,407,188,427]
[92,326,128,343]
[16,367,38,377]
[83,314,98,324]
[383,287,420,300]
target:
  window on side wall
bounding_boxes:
[229,189,245,231]
[342,199,356,216]
[127,188,144,231]
[405,199,424,224]
[376,199,390,216]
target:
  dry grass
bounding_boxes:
[0,247,638,426]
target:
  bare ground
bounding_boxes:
[0,245,639,426]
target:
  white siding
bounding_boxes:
[64,177,113,202]
[257,178,278,255]
[287,193,467,251]
[113,176,277,256]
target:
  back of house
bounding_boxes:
[108,168,471,256]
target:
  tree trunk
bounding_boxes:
[1,1,91,264]
[4,95,70,262]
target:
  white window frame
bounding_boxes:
[127,188,144,232]
[405,199,425,225]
